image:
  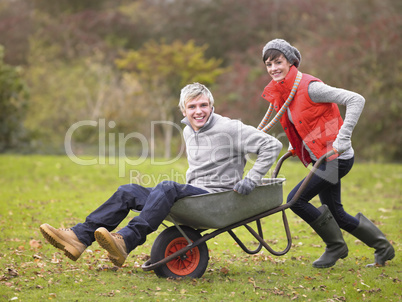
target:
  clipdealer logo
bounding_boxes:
[64,119,185,177]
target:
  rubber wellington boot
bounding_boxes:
[350,213,395,267]
[309,205,349,268]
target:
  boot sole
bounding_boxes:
[370,249,396,267]
[39,224,81,261]
[94,227,126,267]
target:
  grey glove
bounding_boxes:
[233,178,256,195]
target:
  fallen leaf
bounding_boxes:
[0,275,8,281]
[361,281,370,288]
[30,239,43,249]
[7,268,19,277]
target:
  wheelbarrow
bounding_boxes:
[141,150,336,278]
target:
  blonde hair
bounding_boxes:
[179,82,214,112]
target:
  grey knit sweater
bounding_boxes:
[288,81,365,160]
[182,112,282,193]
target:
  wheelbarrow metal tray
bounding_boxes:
[167,178,285,229]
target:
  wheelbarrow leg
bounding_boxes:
[228,219,264,254]
[242,210,292,256]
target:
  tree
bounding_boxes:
[115,39,228,158]
[1,0,400,160]
[0,0,33,65]
[24,41,144,154]
[0,45,29,151]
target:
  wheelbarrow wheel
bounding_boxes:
[150,226,209,278]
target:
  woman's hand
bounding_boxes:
[332,137,351,153]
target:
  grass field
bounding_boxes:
[0,154,401,301]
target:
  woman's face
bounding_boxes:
[265,54,292,82]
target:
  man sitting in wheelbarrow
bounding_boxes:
[40,82,283,267]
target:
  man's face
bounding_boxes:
[182,95,213,131]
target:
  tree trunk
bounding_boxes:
[163,119,173,159]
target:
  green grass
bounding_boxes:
[0,155,401,301]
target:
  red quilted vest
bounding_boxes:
[261,66,343,166]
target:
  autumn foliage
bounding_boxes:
[0,0,401,160]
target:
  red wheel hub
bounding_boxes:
[165,237,200,276]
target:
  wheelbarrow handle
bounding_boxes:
[271,151,294,178]
[272,149,338,178]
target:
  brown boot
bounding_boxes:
[94,227,128,267]
[40,223,86,261]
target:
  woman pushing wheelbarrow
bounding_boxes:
[257,38,395,268]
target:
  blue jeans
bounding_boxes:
[287,157,359,232]
[72,181,208,253]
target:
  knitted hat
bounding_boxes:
[262,39,302,68]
